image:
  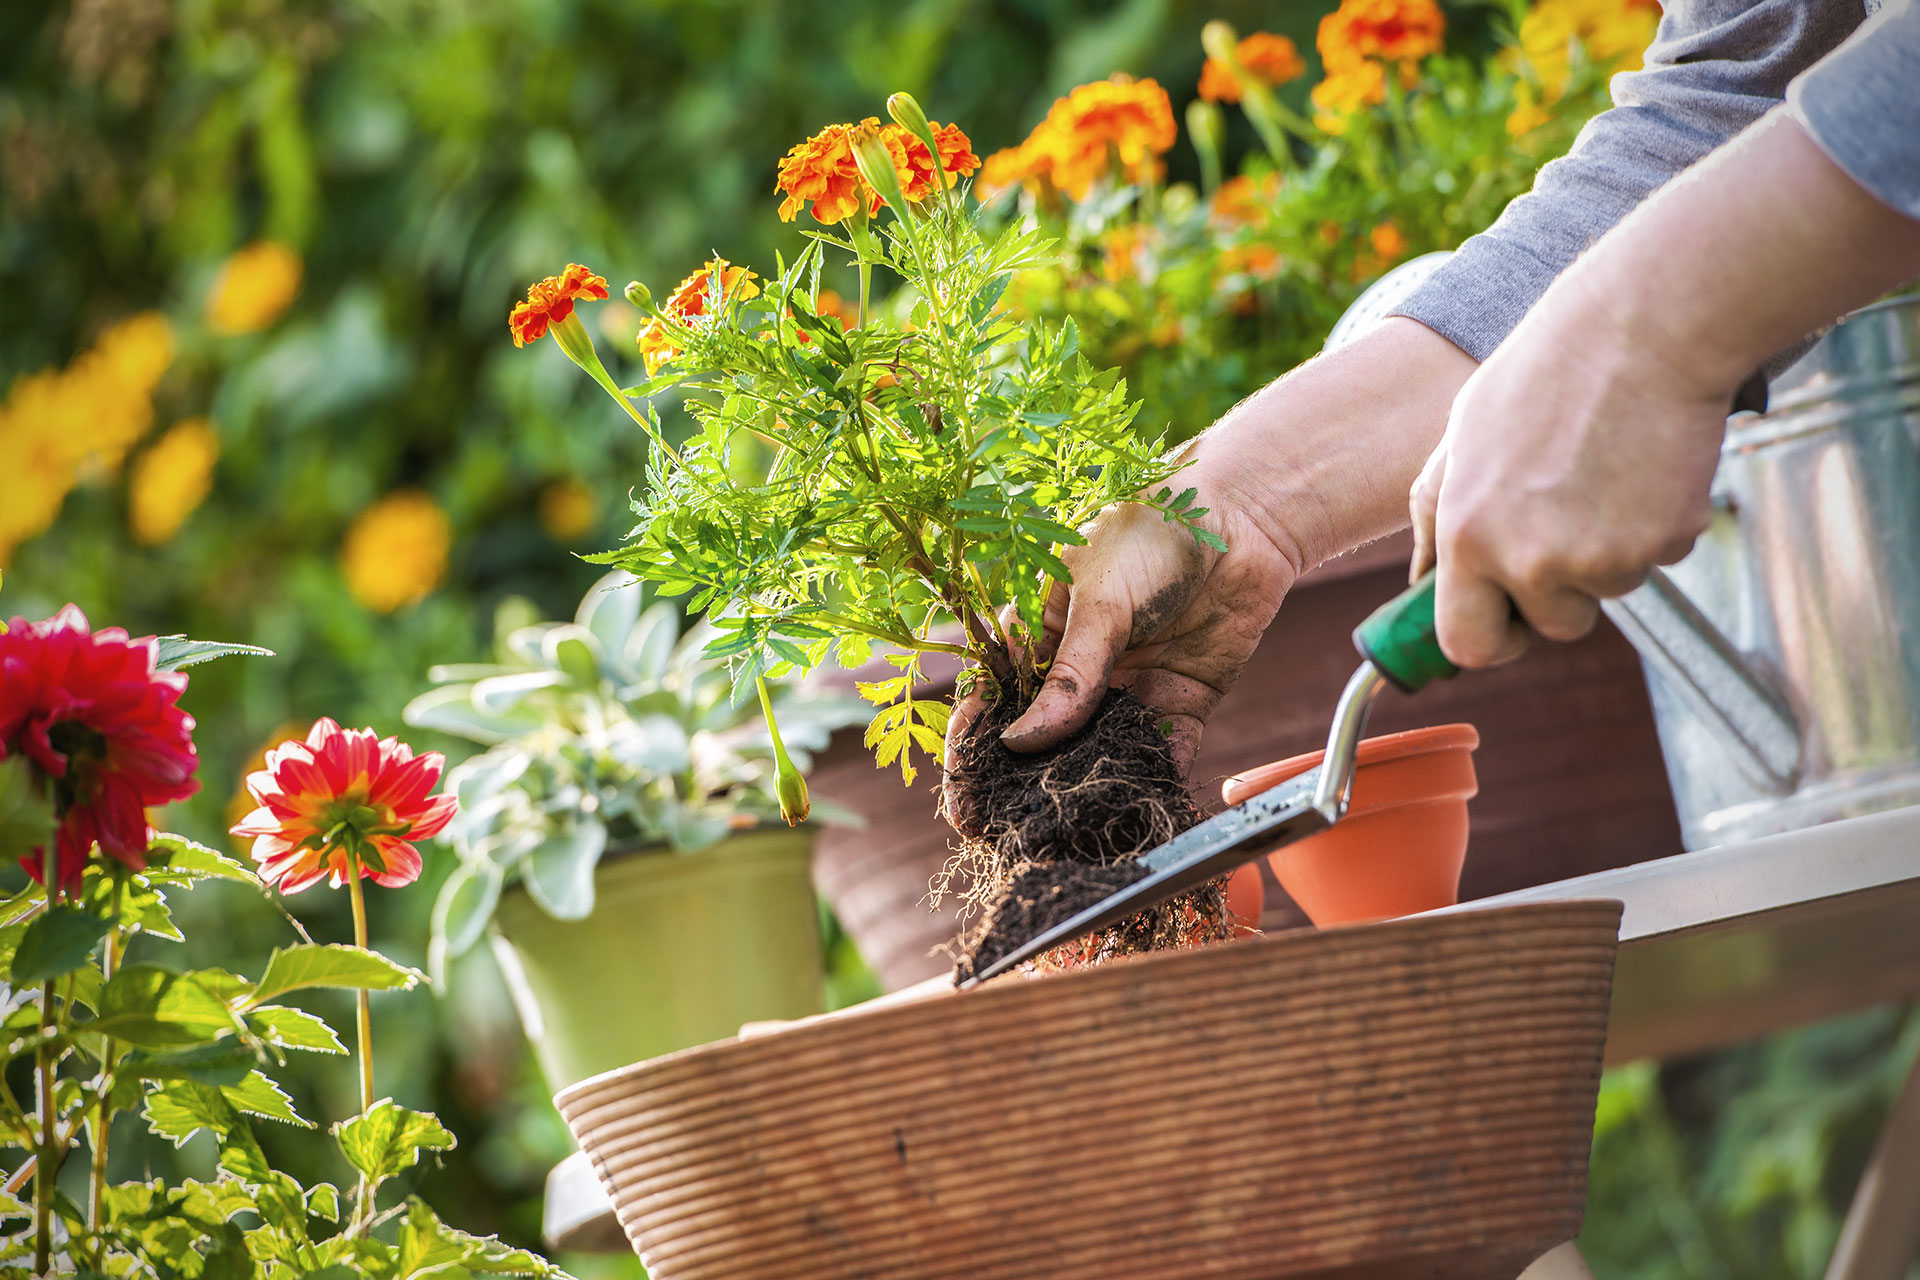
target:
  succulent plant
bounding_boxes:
[405,571,866,970]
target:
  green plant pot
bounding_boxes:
[491,826,825,1090]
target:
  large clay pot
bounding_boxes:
[1222,722,1480,927]
[559,899,1623,1280]
[492,826,824,1090]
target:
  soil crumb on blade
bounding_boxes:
[942,687,1235,984]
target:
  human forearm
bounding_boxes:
[1393,0,1860,361]
[1553,109,1920,402]
[1189,316,1476,573]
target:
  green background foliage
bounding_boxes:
[1,0,1912,1274]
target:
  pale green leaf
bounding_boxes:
[334,1099,455,1190]
[244,944,422,1009]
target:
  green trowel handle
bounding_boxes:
[1353,569,1457,693]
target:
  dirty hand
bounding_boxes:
[1409,111,1920,670]
[941,318,1478,792]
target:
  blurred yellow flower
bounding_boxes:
[1508,0,1659,135]
[206,242,303,335]
[129,418,220,545]
[1311,59,1388,132]
[341,490,451,613]
[538,477,598,542]
[0,311,174,564]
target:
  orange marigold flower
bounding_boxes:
[663,258,760,320]
[1370,219,1408,262]
[1033,76,1178,200]
[1311,59,1389,131]
[1210,172,1282,229]
[509,263,609,347]
[776,119,981,223]
[777,122,873,224]
[1318,0,1445,71]
[1199,32,1307,103]
[637,259,761,375]
[976,140,1053,202]
[1099,224,1152,284]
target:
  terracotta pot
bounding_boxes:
[1223,723,1479,927]
[557,899,1623,1280]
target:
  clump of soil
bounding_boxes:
[939,687,1235,983]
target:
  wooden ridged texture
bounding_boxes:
[558,900,1623,1280]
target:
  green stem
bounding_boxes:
[88,897,123,1263]
[345,848,375,1227]
[34,977,56,1275]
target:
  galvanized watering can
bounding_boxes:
[1330,256,1920,849]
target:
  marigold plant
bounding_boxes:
[510,98,1216,766]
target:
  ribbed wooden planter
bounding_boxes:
[558,899,1622,1280]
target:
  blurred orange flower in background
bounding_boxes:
[1199,32,1306,103]
[129,417,219,546]
[341,489,451,613]
[1210,172,1283,229]
[776,119,979,224]
[1311,58,1389,131]
[1318,0,1446,70]
[979,77,1176,203]
[205,242,303,335]
[538,477,598,542]
[509,263,608,347]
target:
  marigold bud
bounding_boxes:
[625,280,654,312]
[887,92,933,140]
[1187,99,1225,159]
[757,677,811,827]
[1201,19,1240,66]
[850,123,908,219]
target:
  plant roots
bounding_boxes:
[939,687,1234,983]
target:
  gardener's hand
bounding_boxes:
[942,318,1476,784]
[1410,111,1920,668]
[1405,291,1727,668]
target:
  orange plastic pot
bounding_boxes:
[1221,723,1479,927]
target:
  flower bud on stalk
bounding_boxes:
[850,123,910,221]
[1200,19,1239,65]
[757,677,810,827]
[1186,100,1226,194]
[625,280,655,313]
[887,92,951,201]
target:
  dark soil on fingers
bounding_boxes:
[940,687,1235,983]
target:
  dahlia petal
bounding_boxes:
[367,837,423,888]
[407,792,459,840]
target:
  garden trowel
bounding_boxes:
[960,569,1459,986]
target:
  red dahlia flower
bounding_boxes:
[230,717,455,893]
[0,605,200,892]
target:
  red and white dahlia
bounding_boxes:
[230,717,455,893]
[0,605,200,892]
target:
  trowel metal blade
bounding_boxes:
[960,765,1330,987]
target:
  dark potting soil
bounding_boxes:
[941,687,1235,984]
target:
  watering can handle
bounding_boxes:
[1354,569,1801,792]
[1602,570,1802,793]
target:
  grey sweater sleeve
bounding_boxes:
[1790,0,1920,219]
[1391,0,1862,362]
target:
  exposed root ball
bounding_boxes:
[941,688,1234,983]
